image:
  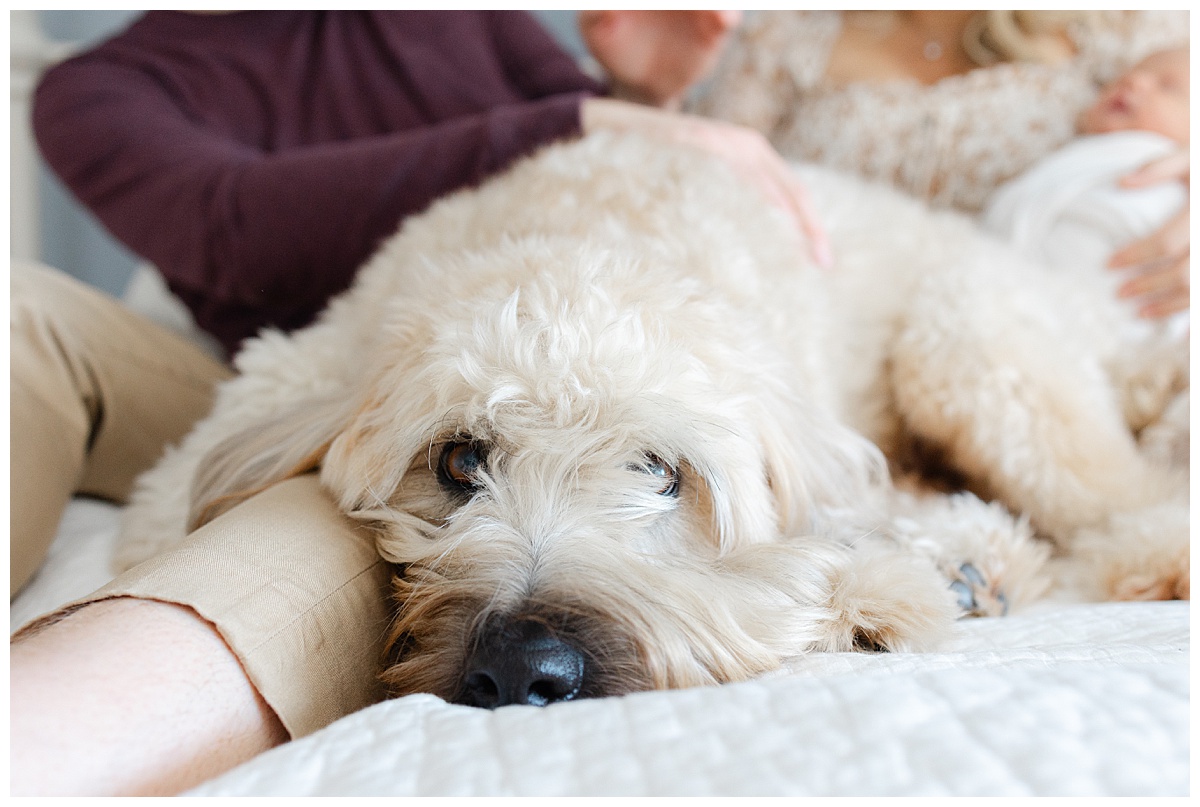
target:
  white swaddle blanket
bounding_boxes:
[984,130,1185,271]
[983,130,1187,340]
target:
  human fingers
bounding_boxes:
[1109,206,1189,269]
[738,136,833,268]
[1120,149,1189,188]
[744,127,833,267]
[1136,266,1190,318]
[1118,255,1189,306]
[772,163,833,268]
[1139,291,1189,319]
[584,104,833,266]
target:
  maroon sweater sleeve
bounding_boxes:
[486,10,601,99]
[32,12,600,354]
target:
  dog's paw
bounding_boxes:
[1111,564,1189,601]
[816,546,959,654]
[1066,503,1190,602]
[887,492,1052,617]
[851,630,891,653]
[947,562,1008,618]
[1108,548,1190,602]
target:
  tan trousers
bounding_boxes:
[10,263,392,737]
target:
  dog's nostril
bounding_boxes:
[458,618,586,709]
[462,671,503,710]
[523,653,584,706]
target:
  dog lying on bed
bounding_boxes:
[118,132,1189,708]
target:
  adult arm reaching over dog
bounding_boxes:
[33,11,825,357]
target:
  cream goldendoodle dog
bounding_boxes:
[119,133,1188,708]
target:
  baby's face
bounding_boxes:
[1078,49,1189,143]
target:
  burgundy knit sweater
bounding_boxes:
[34,11,602,355]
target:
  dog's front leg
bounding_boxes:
[887,267,1188,601]
[721,536,960,656]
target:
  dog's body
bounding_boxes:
[120,133,1188,706]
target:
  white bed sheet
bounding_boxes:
[10,498,122,634]
[12,499,1190,797]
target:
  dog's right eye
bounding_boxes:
[637,453,680,498]
[437,440,487,494]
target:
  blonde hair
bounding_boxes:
[962,10,1106,66]
[847,10,1108,67]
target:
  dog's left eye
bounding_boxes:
[638,453,679,497]
[438,439,487,494]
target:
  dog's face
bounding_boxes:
[317,242,876,707]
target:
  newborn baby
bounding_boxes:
[983,47,1189,466]
[985,47,1188,287]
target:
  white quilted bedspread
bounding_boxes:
[12,501,1190,797]
[186,600,1188,797]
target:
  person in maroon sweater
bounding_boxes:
[31,10,826,357]
[32,11,600,356]
[12,11,826,795]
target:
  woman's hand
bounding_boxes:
[1110,149,1189,318]
[582,98,833,268]
[580,11,741,110]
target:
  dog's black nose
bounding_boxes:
[458,618,585,708]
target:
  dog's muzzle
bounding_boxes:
[456,616,586,708]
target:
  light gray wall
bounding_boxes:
[534,10,585,59]
[37,11,144,296]
[32,10,582,297]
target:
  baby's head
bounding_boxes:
[1078,47,1189,143]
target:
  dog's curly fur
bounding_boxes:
[119,133,1189,704]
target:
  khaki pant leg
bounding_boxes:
[10,262,231,595]
[14,474,395,739]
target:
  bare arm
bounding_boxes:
[10,598,287,796]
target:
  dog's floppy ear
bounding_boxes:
[320,383,442,517]
[188,393,351,530]
[754,394,888,536]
